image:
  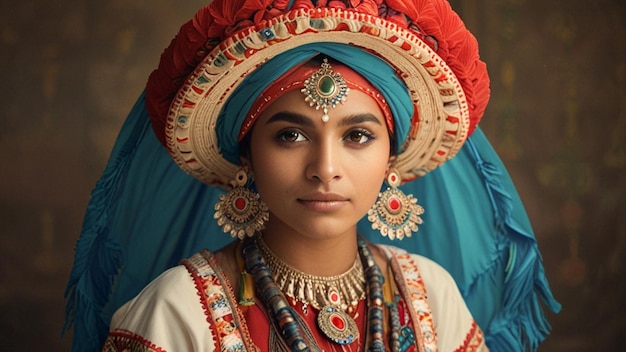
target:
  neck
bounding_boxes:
[259,224,359,277]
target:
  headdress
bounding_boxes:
[64,1,560,351]
[145,0,490,188]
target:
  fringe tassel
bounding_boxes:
[63,92,149,351]
[466,135,561,351]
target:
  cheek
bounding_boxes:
[352,150,389,199]
[247,134,282,187]
[249,150,296,196]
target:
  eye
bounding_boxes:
[277,129,307,143]
[345,129,375,145]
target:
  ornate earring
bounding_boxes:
[367,169,424,240]
[214,169,269,239]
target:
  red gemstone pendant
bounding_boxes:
[317,306,359,345]
[330,313,345,330]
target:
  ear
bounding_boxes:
[240,154,252,172]
[386,155,397,172]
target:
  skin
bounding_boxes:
[216,86,393,289]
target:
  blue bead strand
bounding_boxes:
[242,237,312,351]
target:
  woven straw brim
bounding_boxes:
[166,8,469,188]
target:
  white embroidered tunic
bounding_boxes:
[103,245,487,352]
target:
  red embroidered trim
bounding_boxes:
[453,321,487,352]
[392,251,438,352]
[182,251,260,352]
[181,255,220,348]
[102,329,167,352]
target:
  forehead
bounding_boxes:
[256,89,386,126]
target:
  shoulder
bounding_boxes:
[143,264,197,297]
[376,244,488,351]
[109,262,204,327]
[376,244,456,285]
[107,253,218,351]
[116,253,210,313]
[109,265,194,324]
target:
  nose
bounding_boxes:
[305,139,342,184]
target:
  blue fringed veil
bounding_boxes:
[64,91,560,351]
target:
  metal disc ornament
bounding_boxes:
[316,306,359,345]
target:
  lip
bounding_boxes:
[297,192,349,212]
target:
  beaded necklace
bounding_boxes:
[241,235,400,351]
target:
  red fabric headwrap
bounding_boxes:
[239,59,394,141]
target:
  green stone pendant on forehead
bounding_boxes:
[301,58,350,123]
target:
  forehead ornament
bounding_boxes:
[301,58,349,123]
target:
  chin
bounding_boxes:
[295,222,358,241]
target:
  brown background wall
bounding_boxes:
[0,0,623,350]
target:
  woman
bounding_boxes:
[64,1,560,351]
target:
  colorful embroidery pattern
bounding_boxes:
[454,321,486,352]
[395,299,418,352]
[394,252,438,352]
[102,329,167,352]
[183,252,246,352]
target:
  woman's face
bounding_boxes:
[245,88,391,240]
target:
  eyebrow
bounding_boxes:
[338,113,383,127]
[265,112,314,127]
[265,111,383,127]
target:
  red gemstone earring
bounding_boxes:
[367,169,424,240]
[214,169,269,239]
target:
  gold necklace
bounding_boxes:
[257,237,366,312]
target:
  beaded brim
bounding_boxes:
[165,8,469,188]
